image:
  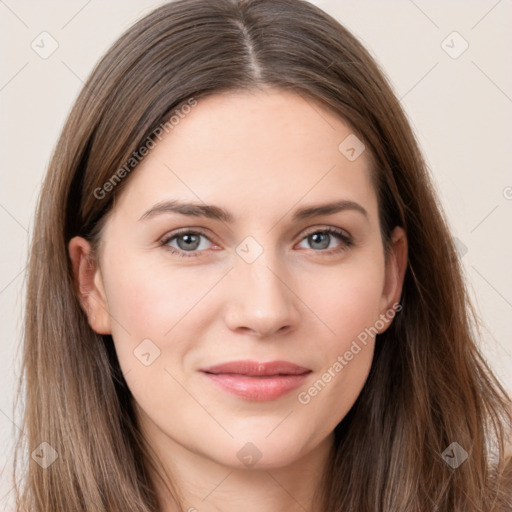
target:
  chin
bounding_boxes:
[206,427,326,470]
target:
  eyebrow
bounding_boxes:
[138,199,368,223]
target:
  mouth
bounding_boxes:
[199,360,312,401]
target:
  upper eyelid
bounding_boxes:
[161,228,215,245]
[300,225,350,238]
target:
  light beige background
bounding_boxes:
[1,0,511,506]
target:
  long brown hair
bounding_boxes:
[14,0,512,510]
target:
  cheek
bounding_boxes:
[99,260,181,376]
[104,257,210,337]
[102,258,227,397]
[102,263,196,421]
[306,256,386,342]
[294,255,385,412]
[296,338,374,437]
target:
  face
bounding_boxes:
[70,89,406,471]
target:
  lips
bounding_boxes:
[200,360,312,401]
[201,360,311,377]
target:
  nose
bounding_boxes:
[223,251,301,338]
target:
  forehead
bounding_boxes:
[112,89,377,224]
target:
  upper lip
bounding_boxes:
[200,360,312,376]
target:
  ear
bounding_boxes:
[378,226,407,331]
[68,236,112,334]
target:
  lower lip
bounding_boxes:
[202,372,310,401]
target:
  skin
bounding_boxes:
[69,88,407,512]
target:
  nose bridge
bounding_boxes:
[224,236,299,336]
[238,253,285,303]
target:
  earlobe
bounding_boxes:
[68,236,112,334]
[378,226,407,331]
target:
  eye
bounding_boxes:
[160,229,216,258]
[160,226,353,259]
[297,227,353,254]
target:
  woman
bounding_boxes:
[14,0,512,510]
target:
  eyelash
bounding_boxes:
[159,227,354,259]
